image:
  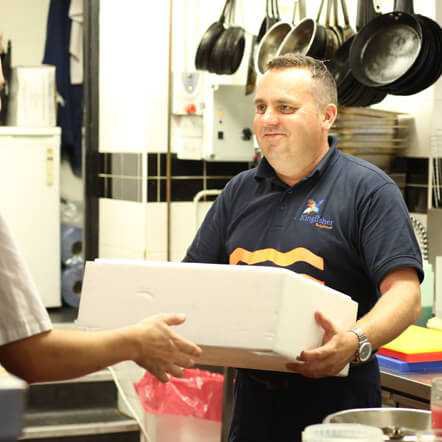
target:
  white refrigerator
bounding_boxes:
[0,127,61,307]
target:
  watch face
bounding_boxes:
[359,342,372,362]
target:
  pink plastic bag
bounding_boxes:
[134,368,224,422]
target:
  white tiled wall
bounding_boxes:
[99,200,213,263]
[170,201,213,261]
[99,198,147,260]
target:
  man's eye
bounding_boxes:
[256,104,266,114]
[279,105,295,113]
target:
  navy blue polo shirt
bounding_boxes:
[185,138,423,318]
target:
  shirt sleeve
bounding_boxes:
[357,182,424,288]
[183,182,233,264]
[0,213,52,345]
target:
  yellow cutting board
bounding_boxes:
[382,325,442,354]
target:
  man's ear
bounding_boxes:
[322,104,337,130]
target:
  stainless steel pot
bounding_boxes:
[324,408,432,441]
[255,0,306,74]
[276,0,328,60]
[255,20,291,74]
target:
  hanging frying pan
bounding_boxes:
[276,0,328,60]
[222,26,246,75]
[349,0,423,87]
[381,14,442,95]
[208,0,245,75]
[255,0,292,75]
[257,0,280,44]
[195,0,231,71]
[327,1,386,107]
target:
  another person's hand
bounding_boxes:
[285,311,358,378]
[127,313,202,383]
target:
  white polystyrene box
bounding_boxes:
[77,260,358,375]
[7,65,56,127]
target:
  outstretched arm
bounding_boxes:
[0,313,201,383]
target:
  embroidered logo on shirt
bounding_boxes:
[299,198,334,230]
[302,198,324,215]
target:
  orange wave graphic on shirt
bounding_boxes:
[229,247,324,270]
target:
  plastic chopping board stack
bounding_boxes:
[377,325,442,373]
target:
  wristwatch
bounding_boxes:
[349,327,372,363]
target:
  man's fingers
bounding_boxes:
[150,366,169,383]
[286,361,304,372]
[163,363,185,379]
[315,311,338,334]
[169,331,202,357]
[162,313,187,327]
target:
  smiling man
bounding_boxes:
[184,54,423,442]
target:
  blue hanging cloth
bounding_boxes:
[43,0,83,176]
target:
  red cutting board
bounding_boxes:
[379,325,442,362]
[378,348,442,362]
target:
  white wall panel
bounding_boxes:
[169,201,212,261]
[99,0,170,153]
[0,0,49,66]
[99,198,147,259]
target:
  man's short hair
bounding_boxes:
[266,54,338,107]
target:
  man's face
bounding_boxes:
[253,68,327,175]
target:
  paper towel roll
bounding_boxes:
[61,224,82,265]
[62,264,84,308]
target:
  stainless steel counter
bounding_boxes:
[380,368,442,408]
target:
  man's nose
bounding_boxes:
[261,108,279,124]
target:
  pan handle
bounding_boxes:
[316,0,326,23]
[365,0,378,23]
[340,0,350,28]
[332,0,339,27]
[292,0,306,24]
[229,0,236,26]
[299,0,306,20]
[326,0,332,27]
[270,0,275,19]
[218,0,232,24]
[356,0,366,31]
[356,0,378,31]
[394,0,415,15]
[274,0,281,20]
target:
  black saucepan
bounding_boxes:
[195,0,231,71]
[382,14,442,95]
[208,0,245,75]
[350,0,423,88]
[327,1,386,107]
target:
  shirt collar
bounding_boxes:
[255,135,339,185]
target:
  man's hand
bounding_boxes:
[129,313,202,383]
[286,311,358,378]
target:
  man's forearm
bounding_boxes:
[355,271,421,350]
